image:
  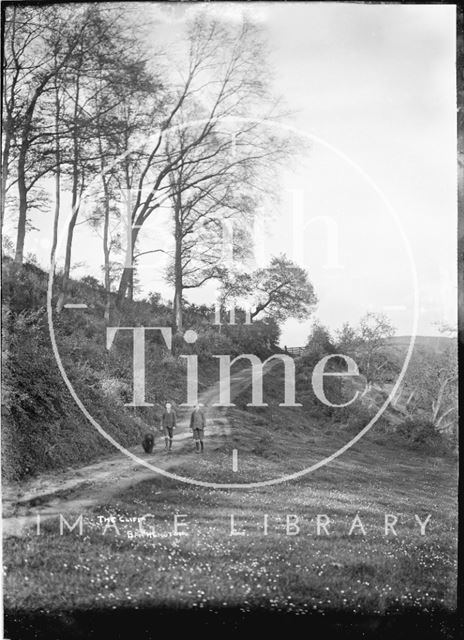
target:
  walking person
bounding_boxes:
[190,404,206,453]
[161,402,176,453]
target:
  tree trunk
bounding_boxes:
[173,195,183,333]
[115,223,141,308]
[97,123,111,322]
[14,143,28,265]
[174,282,182,332]
[14,108,32,265]
[57,64,81,313]
[56,192,79,313]
[50,84,61,269]
[116,267,131,306]
[435,406,456,431]
[431,377,451,425]
[1,125,12,235]
[128,267,134,302]
[102,175,111,322]
[13,80,47,265]
[1,8,17,236]
[405,390,415,408]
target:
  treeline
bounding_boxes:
[2,3,316,331]
[303,316,458,447]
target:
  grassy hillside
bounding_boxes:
[2,262,149,480]
[2,257,456,482]
[387,335,454,354]
[3,346,458,618]
[3,400,457,630]
[1,258,278,480]
[2,261,457,635]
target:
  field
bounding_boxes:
[3,404,458,638]
[2,263,459,637]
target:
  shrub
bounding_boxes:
[395,417,449,453]
[335,403,376,434]
[1,305,144,480]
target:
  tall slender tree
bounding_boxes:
[55,6,162,312]
[2,4,88,264]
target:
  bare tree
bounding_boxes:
[164,121,260,332]
[114,15,288,309]
[55,6,161,312]
[404,333,457,433]
[334,313,396,386]
[2,4,88,264]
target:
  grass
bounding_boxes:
[3,425,457,618]
[1,264,458,632]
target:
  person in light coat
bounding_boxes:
[189,404,206,453]
[161,402,176,452]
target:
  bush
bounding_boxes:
[1,306,144,480]
[334,402,376,434]
[395,417,449,453]
[194,329,234,360]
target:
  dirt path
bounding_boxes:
[2,362,276,537]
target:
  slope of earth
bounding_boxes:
[3,358,457,636]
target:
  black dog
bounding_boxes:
[142,433,154,453]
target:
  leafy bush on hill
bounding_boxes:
[395,417,451,454]
[2,307,145,480]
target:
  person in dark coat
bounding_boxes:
[161,402,176,452]
[190,404,206,453]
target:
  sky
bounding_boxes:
[15,2,457,346]
[260,3,457,344]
